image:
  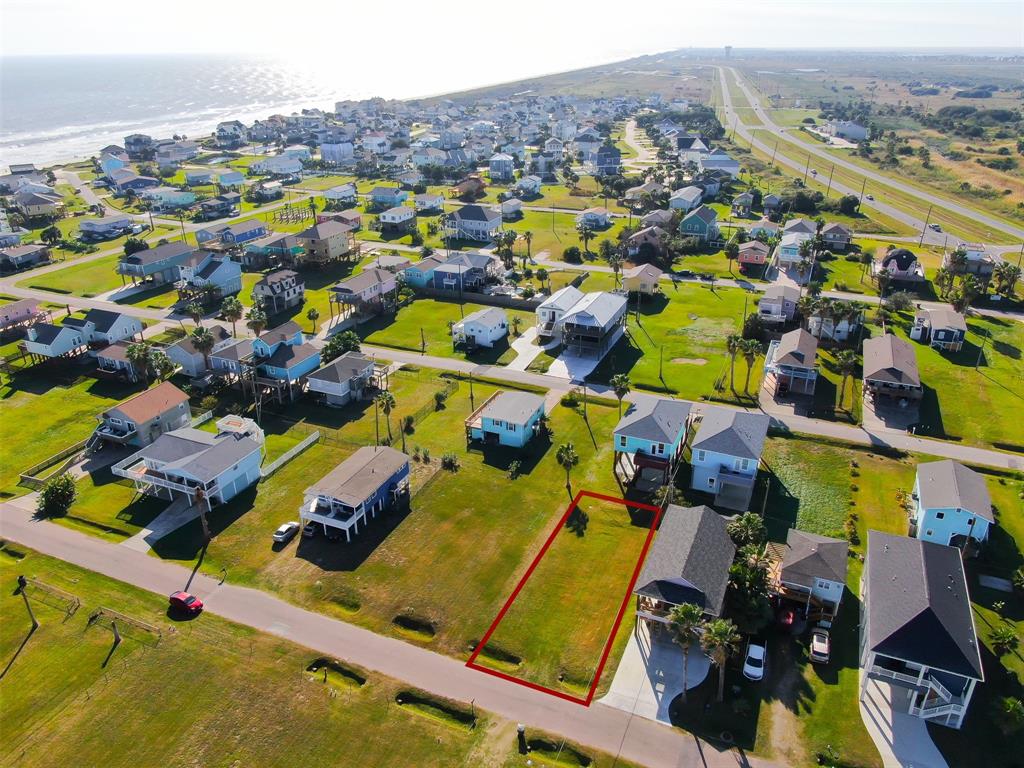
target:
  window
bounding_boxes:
[734,458,750,472]
[935,512,945,520]
[618,435,627,448]
[707,477,716,488]
[696,450,706,463]
[926,530,933,537]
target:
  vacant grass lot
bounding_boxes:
[506,210,628,262]
[16,253,123,297]
[147,371,629,670]
[359,298,534,365]
[0,548,635,768]
[477,495,654,695]
[880,313,1024,451]
[0,372,138,496]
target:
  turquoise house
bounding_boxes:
[911,460,993,550]
[466,391,545,449]
[678,204,720,243]
[613,399,692,488]
[402,255,445,288]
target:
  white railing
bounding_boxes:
[869,666,924,688]
[636,609,670,624]
[910,702,964,720]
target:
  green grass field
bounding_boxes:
[476,495,654,694]
[359,298,534,365]
[0,547,636,768]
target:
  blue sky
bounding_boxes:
[2,0,1021,59]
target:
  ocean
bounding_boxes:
[0,54,387,168]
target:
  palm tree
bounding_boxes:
[726,512,766,548]
[835,349,858,410]
[948,248,968,275]
[741,339,763,395]
[126,341,153,385]
[522,231,533,263]
[993,261,1021,297]
[40,225,62,246]
[375,390,396,442]
[246,305,268,336]
[221,296,244,336]
[700,618,741,703]
[190,326,215,372]
[187,301,204,327]
[876,270,891,298]
[149,350,176,381]
[576,222,594,254]
[952,274,982,312]
[511,315,523,336]
[600,240,624,287]
[726,334,742,393]
[556,442,579,491]
[669,603,705,704]
[306,307,320,333]
[610,373,631,417]
[535,267,549,293]
[724,239,739,275]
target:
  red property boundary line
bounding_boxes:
[466,489,663,706]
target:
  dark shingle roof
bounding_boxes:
[863,334,920,387]
[917,460,993,522]
[308,352,374,384]
[865,531,983,680]
[691,408,769,460]
[452,204,500,222]
[634,505,735,616]
[780,529,849,589]
[614,399,691,444]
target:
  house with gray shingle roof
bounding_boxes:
[678,204,719,242]
[910,460,993,550]
[775,529,848,619]
[451,307,508,349]
[465,390,546,449]
[634,505,735,624]
[689,408,769,512]
[764,328,818,397]
[863,333,922,406]
[112,415,265,511]
[613,399,692,490]
[860,531,983,730]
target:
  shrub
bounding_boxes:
[37,474,76,518]
[992,625,1020,656]
[560,391,580,409]
[199,395,218,413]
[412,445,421,462]
[402,415,415,434]
[433,390,448,410]
[508,460,521,480]
[441,452,460,472]
[996,697,1024,734]
[563,246,583,263]
[421,447,431,463]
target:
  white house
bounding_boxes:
[329,268,397,314]
[252,156,303,176]
[442,204,502,242]
[575,207,610,229]
[176,252,243,298]
[60,309,143,349]
[758,284,800,325]
[112,416,265,511]
[452,307,508,348]
[324,183,357,203]
[488,153,515,181]
[321,142,355,165]
[689,407,769,512]
[24,323,87,358]
[378,206,416,232]
[413,192,444,212]
[536,285,584,342]
[824,120,867,142]
[513,175,542,197]
[860,532,983,731]
[499,198,523,220]
[669,186,703,212]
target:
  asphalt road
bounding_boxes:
[0,499,777,768]
[722,67,1024,247]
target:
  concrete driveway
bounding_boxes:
[598,621,710,724]
[859,673,949,768]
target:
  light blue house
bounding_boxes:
[369,186,408,209]
[217,169,245,187]
[185,169,216,186]
[466,390,545,449]
[402,255,446,288]
[251,321,321,401]
[300,446,410,542]
[689,408,769,511]
[196,219,268,246]
[910,460,993,550]
[613,399,692,490]
[112,415,265,510]
[142,187,196,212]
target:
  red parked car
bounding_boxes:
[169,591,204,615]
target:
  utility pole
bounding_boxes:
[825,164,835,197]
[975,330,988,369]
[858,177,867,206]
[1017,241,1023,268]
[919,205,934,247]
[17,576,38,629]
[802,153,811,184]
[770,140,779,167]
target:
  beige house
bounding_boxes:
[297,220,355,265]
[91,381,191,449]
[621,263,664,295]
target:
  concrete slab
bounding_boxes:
[545,328,624,382]
[506,327,545,371]
[859,672,949,768]
[598,620,710,724]
[120,496,196,552]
